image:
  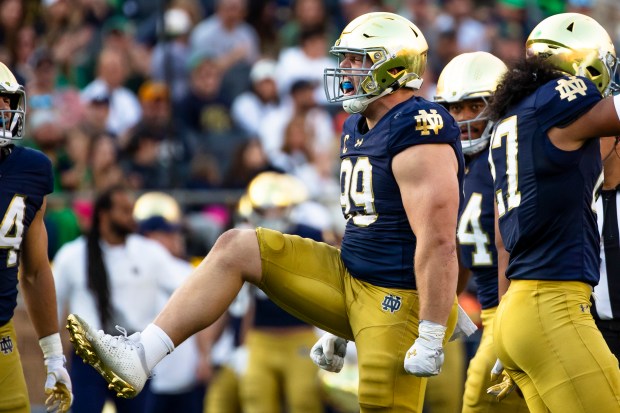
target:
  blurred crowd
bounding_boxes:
[2,0,618,258]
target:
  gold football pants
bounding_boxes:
[462,307,529,413]
[0,320,29,413]
[256,228,458,413]
[495,280,620,413]
[424,339,466,413]
[204,365,241,413]
[240,328,323,413]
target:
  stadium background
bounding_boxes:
[6,0,619,411]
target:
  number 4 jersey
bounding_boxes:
[488,75,602,285]
[339,96,464,290]
[0,146,53,325]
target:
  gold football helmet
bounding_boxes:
[324,12,428,114]
[526,12,619,96]
[0,62,25,146]
[133,191,182,223]
[240,172,309,232]
[435,52,507,155]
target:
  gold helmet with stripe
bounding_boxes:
[324,12,428,114]
[526,12,619,96]
[435,52,507,155]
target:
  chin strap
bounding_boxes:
[343,74,424,114]
[344,87,395,114]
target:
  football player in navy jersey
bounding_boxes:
[66,12,465,413]
[484,13,620,412]
[0,62,73,412]
[435,52,529,413]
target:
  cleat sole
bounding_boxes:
[66,314,138,399]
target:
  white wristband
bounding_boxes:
[614,94,620,123]
[39,333,63,359]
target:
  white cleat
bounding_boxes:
[66,314,150,398]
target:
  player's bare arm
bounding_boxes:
[19,197,59,337]
[549,95,620,149]
[393,143,460,325]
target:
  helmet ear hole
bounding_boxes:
[586,66,601,77]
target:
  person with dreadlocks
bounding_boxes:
[53,186,186,413]
[484,12,620,413]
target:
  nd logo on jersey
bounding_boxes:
[0,335,13,355]
[414,109,443,135]
[381,294,402,313]
[555,76,588,101]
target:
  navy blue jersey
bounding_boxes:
[339,96,464,289]
[488,75,602,285]
[253,223,323,328]
[0,146,54,325]
[459,148,498,309]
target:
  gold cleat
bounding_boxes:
[66,314,148,399]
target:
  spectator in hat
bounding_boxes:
[258,79,334,174]
[189,0,259,72]
[275,26,337,104]
[100,16,151,92]
[121,81,192,187]
[177,51,247,176]
[81,47,142,137]
[189,0,260,100]
[150,8,194,103]
[231,59,280,137]
[26,47,84,130]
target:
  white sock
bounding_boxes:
[141,323,175,371]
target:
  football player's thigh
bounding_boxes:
[462,307,529,413]
[424,339,466,413]
[0,321,29,413]
[240,332,280,413]
[348,281,458,413]
[257,227,353,339]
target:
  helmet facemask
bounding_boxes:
[451,97,494,156]
[434,52,507,156]
[324,47,423,114]
[0,89,26,146]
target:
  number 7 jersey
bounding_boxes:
[488,75,602,285]
[0,146,54,325]
[339,96,464,290]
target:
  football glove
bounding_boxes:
[39,333,72,413]
[310,332,348,373]
[486,358,517,401]
[43,355,73,413]
[404,320,446,377]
